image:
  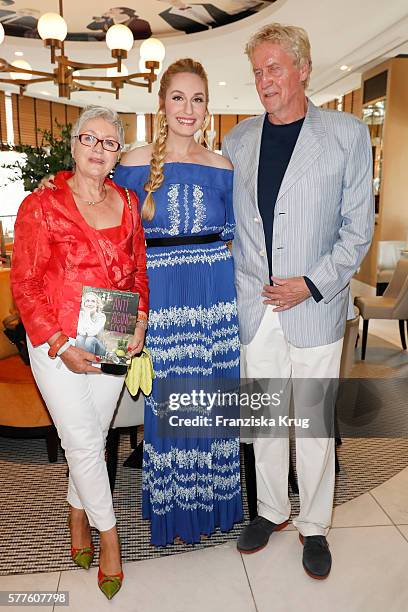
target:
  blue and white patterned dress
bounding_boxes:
[114,162,243,546]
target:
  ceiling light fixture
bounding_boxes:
[0,0,164,99]
[14,51,24,57]
[340,65,350,71]
[218,81,227,86]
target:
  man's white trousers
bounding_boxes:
[241,307,343,536]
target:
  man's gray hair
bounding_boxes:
[71,105,125,149]
[246,23,312,88]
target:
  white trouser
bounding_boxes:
[241,307,343,536]
[28,338,125,531]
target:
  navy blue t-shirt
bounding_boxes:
[258,114,304,278]
[257,114,322,302]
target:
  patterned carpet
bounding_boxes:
[1,333,408,576]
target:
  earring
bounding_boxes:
[198,111,210,145]
[201,110,210,132]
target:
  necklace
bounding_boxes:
[71,185,107,206]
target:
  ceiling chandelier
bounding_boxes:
[0,0,165,99]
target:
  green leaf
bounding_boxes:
[1,119,73,192]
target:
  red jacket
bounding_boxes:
[11,171,149,346]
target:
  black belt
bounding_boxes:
[146,233,221,247]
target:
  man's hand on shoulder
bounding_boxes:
[262,276,311,311]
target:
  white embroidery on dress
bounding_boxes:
[144,226,174,235]
[150,337,240,364]
[183,184,189,233]
[150,358,240,378]
[191,184,205,233]
[147,326,238,347]
[203,225,224,232]
[149,300,237,330]
[147,244,229,269]
[148,244,224,259]
[145,224,226,236]
[142,441,241,513]
[146,325,240,376]
[167,184,180,236]
[220,222,235,240]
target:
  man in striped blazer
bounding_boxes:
[223,23,374,579]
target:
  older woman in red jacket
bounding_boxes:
[11,106,148,600]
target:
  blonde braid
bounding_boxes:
[141,112,168,221]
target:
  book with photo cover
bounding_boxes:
[76,286,139,365]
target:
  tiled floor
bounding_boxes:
[2,480,408,612]
[2,280,408,611]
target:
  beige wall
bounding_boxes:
[356,58,408,286]
[376,59,408,242]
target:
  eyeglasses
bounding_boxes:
[75,133,122,152]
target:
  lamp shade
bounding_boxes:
[0,23,4,46]
[37,13,68,42]
[140,38,165,63]
[10,60,32,81]
[105,24,133,52]
[106,64,129,78]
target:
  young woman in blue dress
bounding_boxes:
[114,58,243,546]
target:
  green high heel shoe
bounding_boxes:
[98,567,124,600]
[67,516,94,570]
[71,543,95,570]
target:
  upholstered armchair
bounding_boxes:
[376,240,406,295]
[0,268,59,461]
[355,258,408,360]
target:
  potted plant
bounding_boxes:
[1,122,73,192]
